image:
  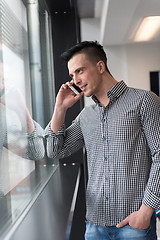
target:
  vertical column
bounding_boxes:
[26,0,44,127]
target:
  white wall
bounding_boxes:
[105,42,160,91]
[104,45,128,84]
[80,19,160,105]
[81,18,101,42]
[126,42,160,90]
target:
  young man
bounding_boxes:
[45,41,160,239]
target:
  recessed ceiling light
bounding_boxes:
[134,16,160,42]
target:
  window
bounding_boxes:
[0,0,57,238]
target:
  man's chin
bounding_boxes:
[84,94,91,98]
[84,91,92,97]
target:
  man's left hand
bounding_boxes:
[116,204,154,229]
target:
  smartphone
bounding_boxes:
[69,83,82,95]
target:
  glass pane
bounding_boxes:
[0,0,57,238]
[0,0,36,192]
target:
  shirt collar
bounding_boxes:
[92,80,127,105]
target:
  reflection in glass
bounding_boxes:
[0,0,46,201]
[0,1,57,238]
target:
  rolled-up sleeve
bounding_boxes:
[45,115,84,160]
[27,121,45,160]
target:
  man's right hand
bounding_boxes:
[55,82,83,110]
[51,82,83,134]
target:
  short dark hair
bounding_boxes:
[61,41,111,73]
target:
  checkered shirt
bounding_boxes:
[27,121,45,160]
[45,80,160,227]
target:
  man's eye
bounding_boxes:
[78,69,82,73]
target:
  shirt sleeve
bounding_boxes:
[45,115,84,160]
[140,91,160,209]
[27,121,45,160]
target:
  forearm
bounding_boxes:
[18,107,35,135]
[51,105,67,134]
[50,81,84,134]
[46,113,84,159]
[25,108,35,134]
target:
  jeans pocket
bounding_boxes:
[118,224,151,239]
[128,224,151,234]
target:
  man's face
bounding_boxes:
[68,53,102,97]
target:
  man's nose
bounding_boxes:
[74,75,81,85]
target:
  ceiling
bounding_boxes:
[77,0,160,46]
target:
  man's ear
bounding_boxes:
[97,61,105,73]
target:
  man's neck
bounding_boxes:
[95,74,118,107]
